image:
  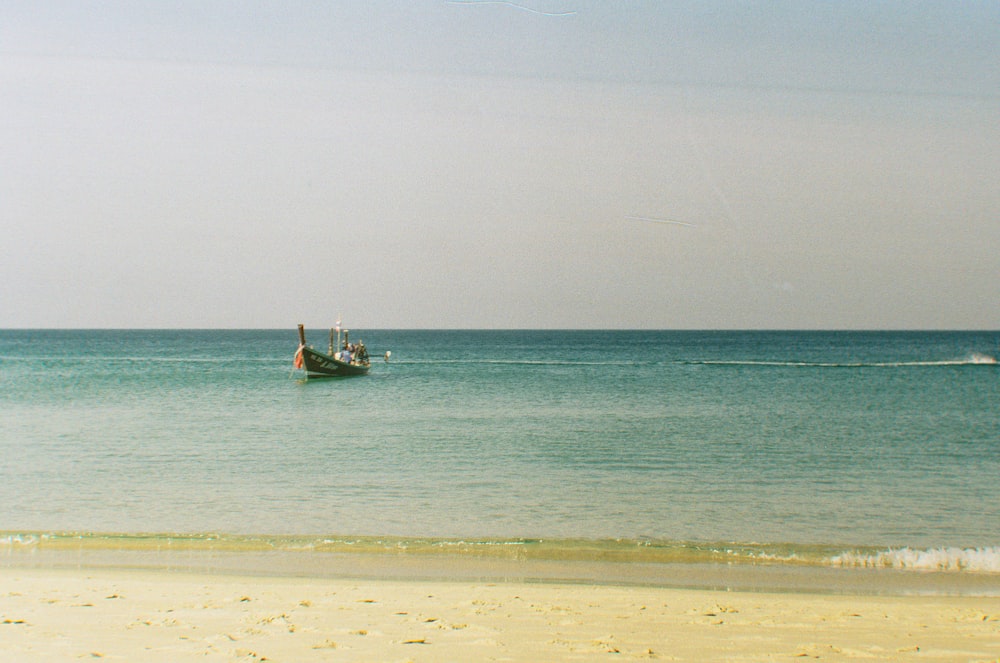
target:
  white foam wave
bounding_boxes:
[0,534,39,546]
[831,547,1000,573]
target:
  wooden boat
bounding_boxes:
[294,324,371,378]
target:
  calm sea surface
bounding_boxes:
[2,329,998,576]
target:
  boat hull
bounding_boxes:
[298,346,370,378]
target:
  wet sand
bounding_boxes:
[2,567,998,662]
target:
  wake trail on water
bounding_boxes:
[686,353,997,369]
[395,359,643,367]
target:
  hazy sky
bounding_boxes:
[3,1,998,329]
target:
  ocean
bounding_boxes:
[2,329,998,590]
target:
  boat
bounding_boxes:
[294,324,371,378]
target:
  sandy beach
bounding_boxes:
[2,567,998,662]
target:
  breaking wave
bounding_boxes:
[5,533,999,574]
[831,547,1000,573]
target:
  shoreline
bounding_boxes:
[2,566,999,662]
[5,545,1000,598]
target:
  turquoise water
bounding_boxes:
[1,329,998,574]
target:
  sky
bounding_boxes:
[2,1,998,329]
